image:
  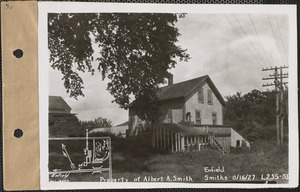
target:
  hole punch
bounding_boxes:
[14,129,23,138]
[13,49,23,58]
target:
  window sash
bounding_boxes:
[212,112,217,125]
[198,88,204,103]
[208,89,213,104]
[195,110,201,118]
[195,110,201,124]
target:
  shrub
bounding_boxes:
[246,125,276,141]
[88,131,118,141]
[230,146,250,154]
[49,114,84,137]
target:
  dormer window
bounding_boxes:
[208,89,213,105]
[198,88,204,103]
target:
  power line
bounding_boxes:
[225,14,263,69]
[275,15,288,66]
[233,14,267,68]
[248,14,272,67]
[267,14,285,67]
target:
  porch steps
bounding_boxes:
[212,136,229,155]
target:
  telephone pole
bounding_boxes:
[262,65,288,146]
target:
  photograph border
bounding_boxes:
[38,2,298,189]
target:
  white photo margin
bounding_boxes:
[38,2,298,190]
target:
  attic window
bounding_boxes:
[198,88,204,103]
[208,89,213,105]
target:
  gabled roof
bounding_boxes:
[115,121,129,127]
[157,75,226,106]
[49,96,72,111]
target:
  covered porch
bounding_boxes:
[151,123,229,153]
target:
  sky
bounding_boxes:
[49,13,289,126]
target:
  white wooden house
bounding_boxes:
[129,75,250,153]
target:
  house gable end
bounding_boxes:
[184,76,226,106]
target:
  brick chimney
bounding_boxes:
[167,73,173,86]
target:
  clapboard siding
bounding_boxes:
[158,98,185,123]
[185,83,223,125]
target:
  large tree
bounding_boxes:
[224,89,288,141]
[48,13,190,121]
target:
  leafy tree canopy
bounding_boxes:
[49,115,113,137]
[224,89,288,141]
[49,114,82,137]
[48,13,190,121]
[224,90,277,126]
[80,117,113,130]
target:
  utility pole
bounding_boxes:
[262,65,288,146]
[280,67,284,144]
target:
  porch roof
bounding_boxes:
[160,123,230,137]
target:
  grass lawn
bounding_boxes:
[111,136,288,183]
[49,135,288,183]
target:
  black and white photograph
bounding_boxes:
[38,3,298,189]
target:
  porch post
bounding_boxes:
[161,126,164,151]
[178,134,181,151]
[195,136,197,150]
[158,126,161,150]
[181,135,185,151]
[166,128,170,151]
[152,126,155,149]
[201,136,203,150]
[175,133,178,152]
[162,127,166,150]
[186,136,189,151]
[171,132,174,152]
[155,126,159,150]
[198,136,201,151]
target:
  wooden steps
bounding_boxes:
[212,136,229,155]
